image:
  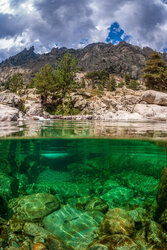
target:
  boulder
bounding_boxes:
[43,204,103,249]
[102,110,143,121]
[25,100,43,116]
[85,197,108,213]
[88,235,139,250]
[146,221,163,246]
[101,208,135,236]
[100,186,134,207]
[0,104,21,121]
[142,90,167,106]
[0,90,22,108]
[9,193,60,222]
[134,103,167,121]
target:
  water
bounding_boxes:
[0,137,167,204]
[0,121,167,248]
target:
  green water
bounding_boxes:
[0,137,167,212]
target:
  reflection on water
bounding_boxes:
[1,120,167,139]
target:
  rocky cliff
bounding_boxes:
[1,42,167,82]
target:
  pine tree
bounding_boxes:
[143,52,167,91]
[124,73,130,85]
[9,73,24,93]
[54,53,79,97]
[106,75,116,91]
[32,64,55,105]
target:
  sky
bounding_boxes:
[0,0,167,62]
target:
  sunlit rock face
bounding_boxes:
[0,104,22,121]
[142,90,167,106]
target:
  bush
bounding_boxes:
[124,73,130,85]
[55,102,80,116]
[106,76,116,91]
[118,82,124,88]
[128,80,140,90]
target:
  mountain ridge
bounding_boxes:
[1,42,167,80]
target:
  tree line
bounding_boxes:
[4,50,167,106]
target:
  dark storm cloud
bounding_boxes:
[31,0,94,48]
[1,0,167,62]
[0,13,25,38]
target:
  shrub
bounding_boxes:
[118,82,124,88]
[128,80,140,90]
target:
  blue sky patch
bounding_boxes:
[106,22,130,44]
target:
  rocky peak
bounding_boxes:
[0,46,39,68]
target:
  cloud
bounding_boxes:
[90,0,167,50]
[0,0,167,62]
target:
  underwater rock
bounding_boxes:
[37,169,73,183]
[43,204,104,249]
[128,207,148,226]
[159,208,167,227]
[23,222,53,239]
[146,221,164,247]
[117,170,159,197]
[9,193,60,222]
[102,179,120,192]
[33,181,91,202]
[0,172,18,200]
[67,196,91,209]
[88,235,139,250]
[88,244,108,250]
[100,186,134,207]
[85,197,109,213]
[101,208,135,236]
[32,243,47,250]
[46,235,74,250]
[157,167,167,212]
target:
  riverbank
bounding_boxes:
[0,87,167,122]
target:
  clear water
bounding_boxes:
[0,137,167,205]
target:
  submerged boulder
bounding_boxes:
[9,193,60,222]
[88,235,139,250]
[43,204,103,249]
[101,208,135,236]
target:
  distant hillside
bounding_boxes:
[1,42,167,80]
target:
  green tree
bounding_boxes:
[32,64,55,105]
[124,73,130,85]
[85,70,109,89]
[143,51,167,91]
[8,73,24,93]
[106,75,116,91]
[128,80,140,90]
[54,53,79,97]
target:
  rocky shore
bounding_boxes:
[0,87,167,122]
